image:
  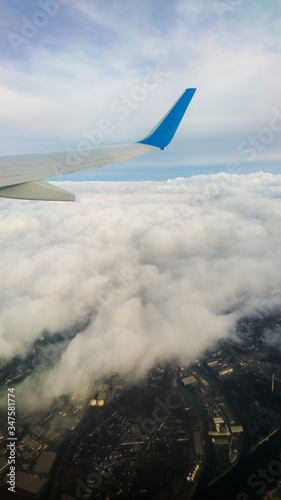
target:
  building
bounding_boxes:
[207,360,219,367]
[218,367,234,377]
[193,432,203,456]
[61,416,80,431]
[44,428,59,442]
[5,471,48,499]
[31,425,45,438]
[0,457,8,476]
[182,375,196,385]
[97,390,108,402]
[230,425,243,434]
[33,451,57,475]
[20,436,42,453]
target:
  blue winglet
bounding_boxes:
[138,88,196,150]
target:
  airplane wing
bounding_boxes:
[0,88,196,201]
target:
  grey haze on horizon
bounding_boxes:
[0,172,281,410]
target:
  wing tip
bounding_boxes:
[138,88,196,149]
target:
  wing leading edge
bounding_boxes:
[0,88,196,201]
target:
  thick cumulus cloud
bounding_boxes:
[1,172,281,409]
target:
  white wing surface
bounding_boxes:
[0,89,196,201]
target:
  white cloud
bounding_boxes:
[0,172,281,409]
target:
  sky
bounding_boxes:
[0,0,281,180]
[0,1,281,411]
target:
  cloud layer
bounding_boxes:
[1,172,281,409]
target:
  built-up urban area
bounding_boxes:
[0,311,281,499]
